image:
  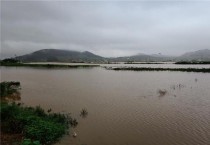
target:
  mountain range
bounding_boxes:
[14,49,210,63]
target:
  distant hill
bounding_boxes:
[16,49,106,63]
[109,53,175,62]
[177,49,210,61]
[110,49,210,62]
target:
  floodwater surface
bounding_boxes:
[1,64,210,145]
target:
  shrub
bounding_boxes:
[24,119,65,144]
[0,81,21,98]
[1,102,75,144]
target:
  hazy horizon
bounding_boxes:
[1,1,210,58]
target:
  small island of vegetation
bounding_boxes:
[124,62,167,64]
[0,58,100,68]
[105,67,210,73]
[175,61,210,65]
[0,81,77,145]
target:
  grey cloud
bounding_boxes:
[1,1,210,58]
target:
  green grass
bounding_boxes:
[105,67,210,73]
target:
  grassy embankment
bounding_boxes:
[0,81,77,145]
[105,67,210,73]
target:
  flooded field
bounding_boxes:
[1,64,210,145]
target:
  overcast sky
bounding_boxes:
[1,1,210,58]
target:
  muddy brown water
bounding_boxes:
[1,64,210,145]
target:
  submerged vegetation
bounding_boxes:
[157,89,167,97]
[105,67,210,73]
[0,81,77,145]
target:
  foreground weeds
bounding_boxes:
[0,81,77,145]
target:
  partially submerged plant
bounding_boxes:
[195,78,198,82]
[69,118,78,127]
[0,82,21,101]
[170,84,185,90]
[80,108,88,118]
[157,89,167,96]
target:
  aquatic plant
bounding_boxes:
[157,89,167,96]
[69,118,78,127]
[80,108,88,118]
